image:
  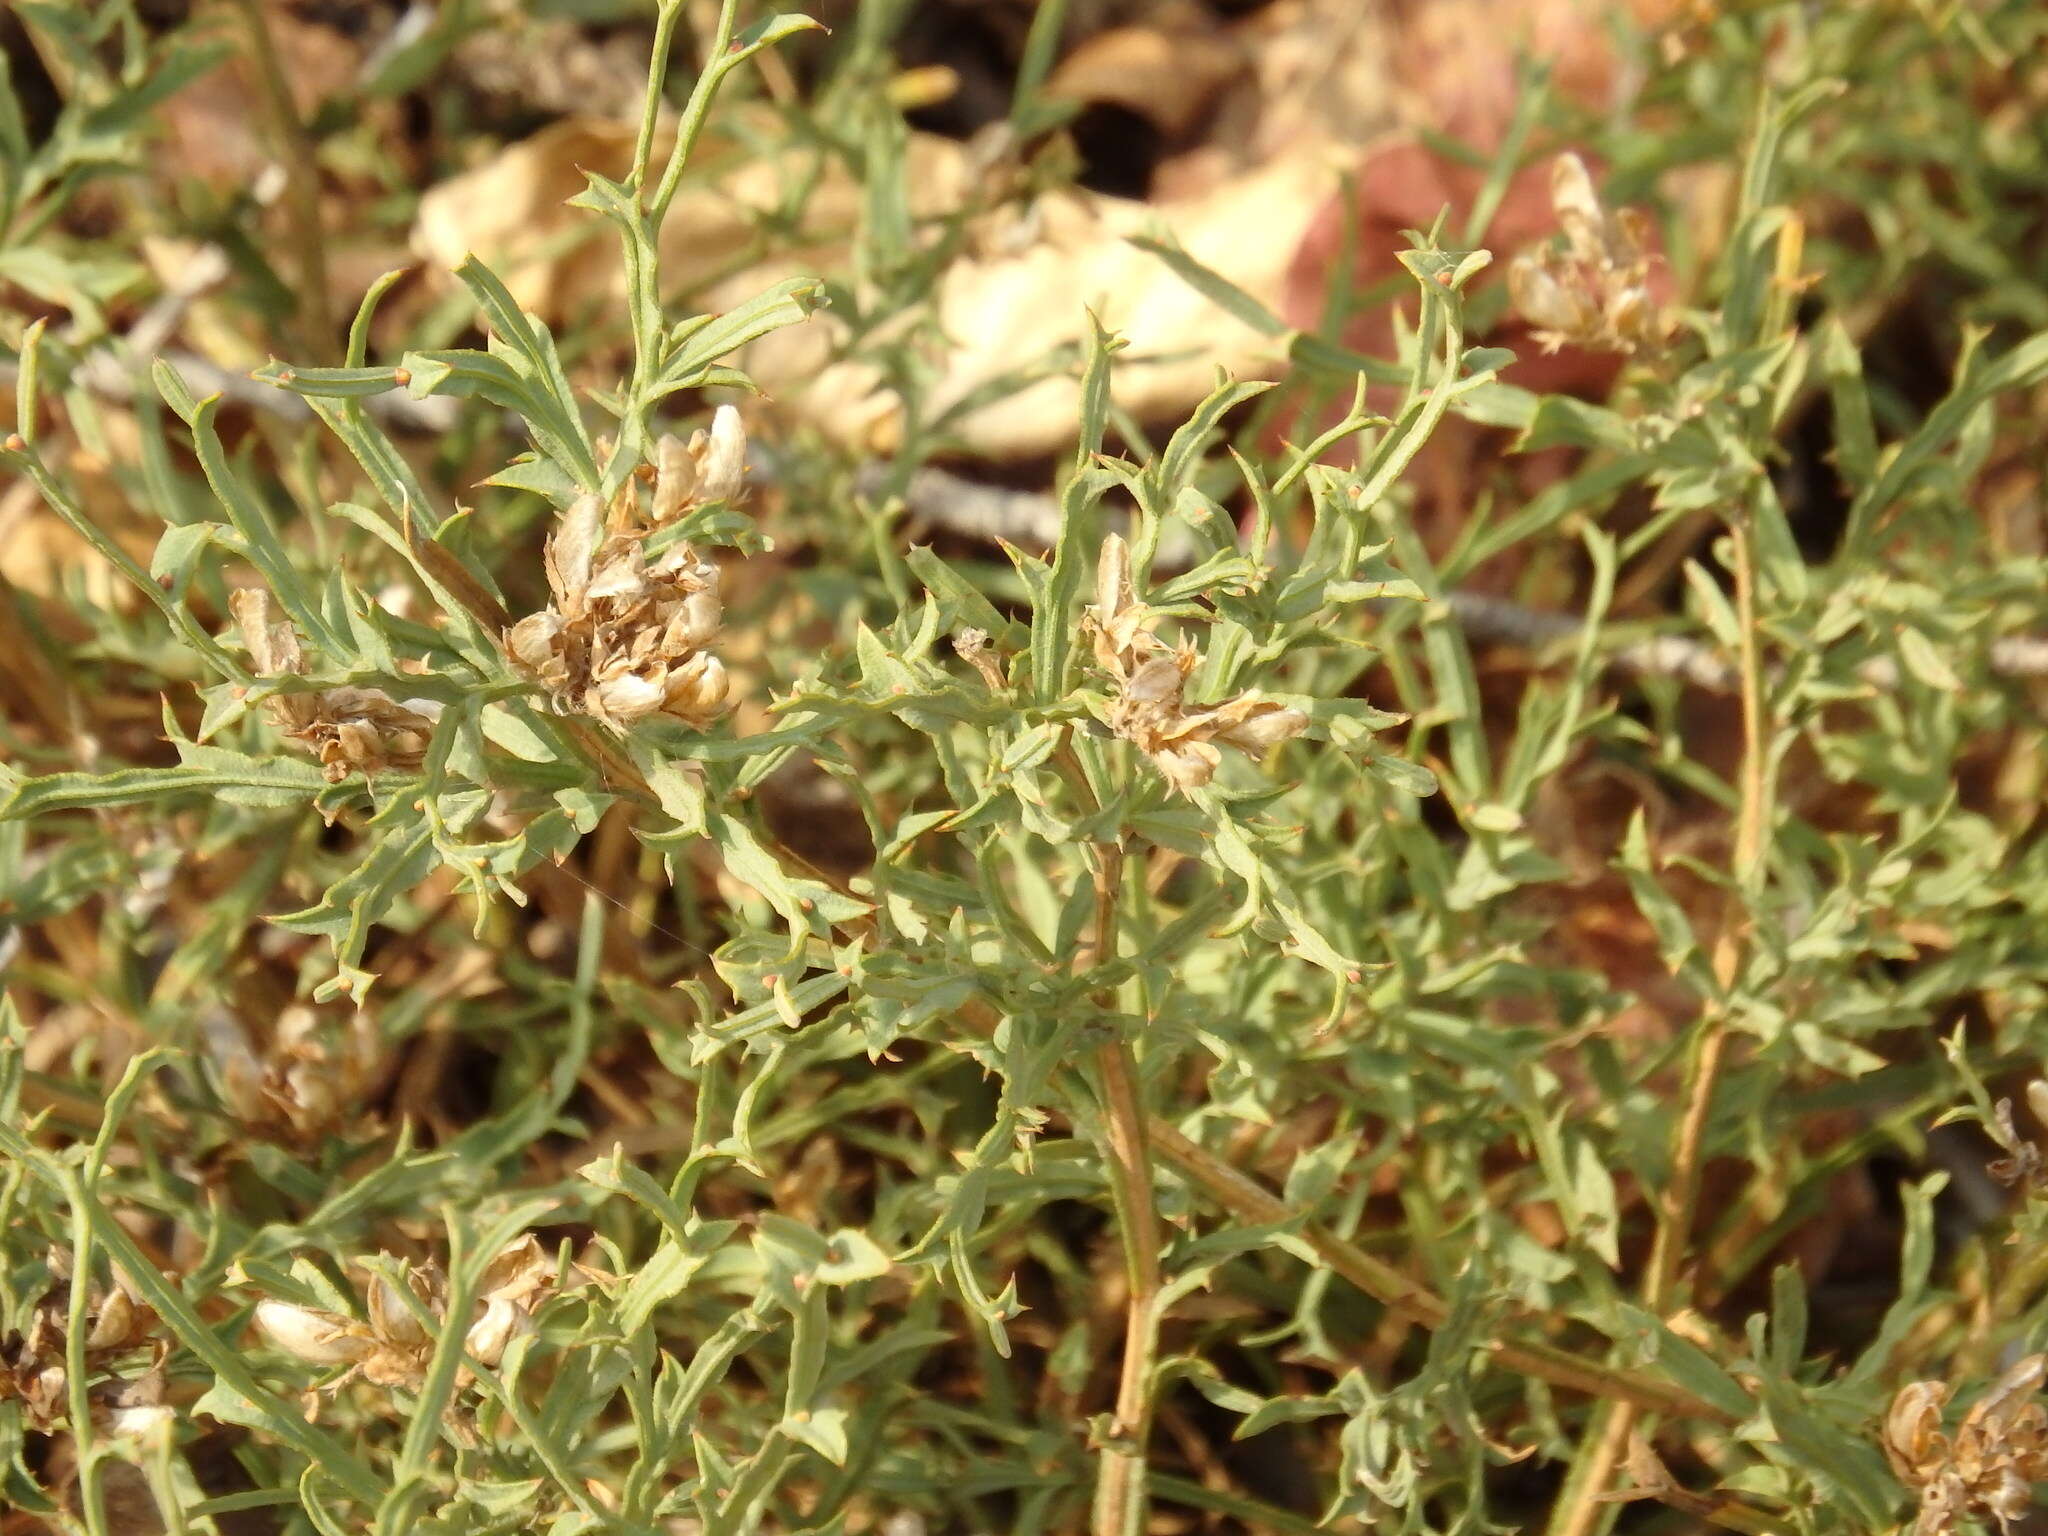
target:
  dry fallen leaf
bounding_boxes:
[730,145,1347,458]
[410,111,974,324]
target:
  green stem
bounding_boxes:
[1087,837,1161,1536]
[647,0,742,227]
[3,446,249,684]
[631,0,689,198]
[1092,1039,1161,1536]
[1145,1120,1735,1426]
[1542,502,1769,1536]
[65,1189,110,1536]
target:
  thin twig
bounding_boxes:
[1145,1119,1738,1425]
[1053,744,1164,1536]
[1554,505,1774,1536]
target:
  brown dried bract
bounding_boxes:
[1084,533,1306,795]
[1507,153,1664,355]
[504,408,740,732]
[231,589,438,783]
[1884,1356,2048,1536]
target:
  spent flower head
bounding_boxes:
[252,1234,572,1409]
[1507,153,1664,355]
[231,589,440,782]
[1883,1355,2048,1536]
[0,1249,164,1433]
[1084,533,1307,794]
[198,1005,386,1143]
[505,407,742,731]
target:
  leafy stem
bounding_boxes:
[1053,741,1163,1536]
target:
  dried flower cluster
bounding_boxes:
[0,1249,171,1438]
[199,1005,387,1142]
[1984,1081,2048,1193]
[1507,153,1663,355]
[505,407,742,731]
[251,1235,567,1407]
[1084,534,1307,794]
[231,589,440,782]
[1884,1355,2048,1536]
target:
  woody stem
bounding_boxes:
[1054,743,1162,1536]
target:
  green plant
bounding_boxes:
[7,3,2048,1535]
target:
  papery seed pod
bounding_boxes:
[591,669,668,728]
[667,587,723,652]
[1217,705,1310,755]
[280,1059,339,1126]
[1974,1354,2047,1426]
[1605,283,1656,348]
[651,433,696,522]
[1550,152,1606,258]
[506,611,569,680]
[86,1286,139,1352]
[693,405,747,504]
[1886,1380,1952,1479]
[1917,1475,1963,1536]
[662,652,729,724]
[108,1401,176,1440]
[477,1235,555,1304]
[366,1268,433,1348]
[1152,740,1220,794]
[548,496,607,613]
[1507,254,1578,334]
[2028,1079,2048,1132]
[254,1300,364,1367]
[1093,531,1133,622]
[27,1365,66,1420]
[1122,654,1187,708]
[228,588,307,680]
[585,553,652,605]
[462,1295,535,1369]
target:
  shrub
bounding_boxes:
[5,3,2048,1534]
